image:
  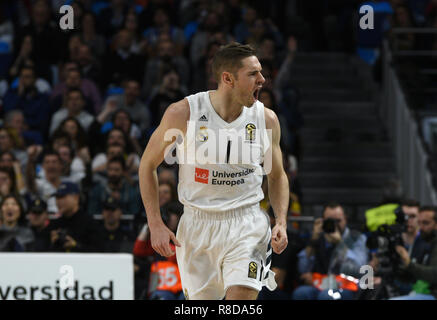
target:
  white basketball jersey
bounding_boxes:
[176,91,270,212]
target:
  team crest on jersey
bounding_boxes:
[248,261,258,279]
[196,126,208,142]
[184,288,189,300]
[245,123,256,142]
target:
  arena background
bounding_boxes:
[0,0,435,300]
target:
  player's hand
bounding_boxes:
[271,224,288,254]
[150,223,181,257]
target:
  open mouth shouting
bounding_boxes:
[253,87,261,102]
[5,211,15,220]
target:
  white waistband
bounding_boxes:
[183,203,260,220]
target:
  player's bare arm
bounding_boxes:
[265,107,289,254]
[138,99,190,257]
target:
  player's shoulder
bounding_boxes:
[161,98,190,128]
[165,98,190,118]
[262,105,280,130]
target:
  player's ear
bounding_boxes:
[221,71,234,88]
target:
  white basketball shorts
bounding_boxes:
[175,203,277,300]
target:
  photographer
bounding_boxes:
[47,182,103,252]
[395,200,430,294]
[401,200,428,263]
[390,206,437,300]
[292,202,368,300]
[364,200,432,299]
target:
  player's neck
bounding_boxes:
[209,89,244,123]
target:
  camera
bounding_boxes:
[56,229,68,247]
[323,218,338,234]
[366,206,407,274]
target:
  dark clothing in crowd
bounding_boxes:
[100,224,135,253]
[3,88,50,134]
[46,209,104,252]
[28,225,51,252]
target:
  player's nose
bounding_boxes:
[257,73,265,85]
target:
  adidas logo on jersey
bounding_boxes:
[199,115,208,122]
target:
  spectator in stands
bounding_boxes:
[8,35,51,89]
[91,143,124,182]
[112,108,142,154]
[80,12,106,59]
[13,0,62,76]
[4,109,43,146]
[189,10,232,68]
[274,35,298,95]
[51,67,102,115]
[89,96,119,148]
[0,194,34,251]
[258,88,293,154]
[257,36,281,72]
[159,182,176,208]
[142,39,189,99]
[123,10,147,56]
[26,197,50,252]
[0,127,28,169]
[0,165,21,203]
[148,67,186,128]
[246,18,284,50]
[99,196,135,253]
[103,28,145,88]
[49,88,95,135]
[292,202,368,300]
[113,78,151,133]
[157,166,178,188]
[65,32,83,62]
[390,206,437,300]
[273,35,302,138]
[55,144,86,185]
[191,41,221,92]
[133,202,184,300]
[76,44,103,91]
[233,5,257,44]
[143,7,185,56]
[51,117,89,152]
[47,181,103,252]
[26,148,63,214]
[91,128,140,178]
[88,155,141,217]
[3,65,51,135]
[97,0,129,39]
[0,153,26,196]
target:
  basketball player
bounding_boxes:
[139,42,289,300]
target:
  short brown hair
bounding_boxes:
[211,42,257,83]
